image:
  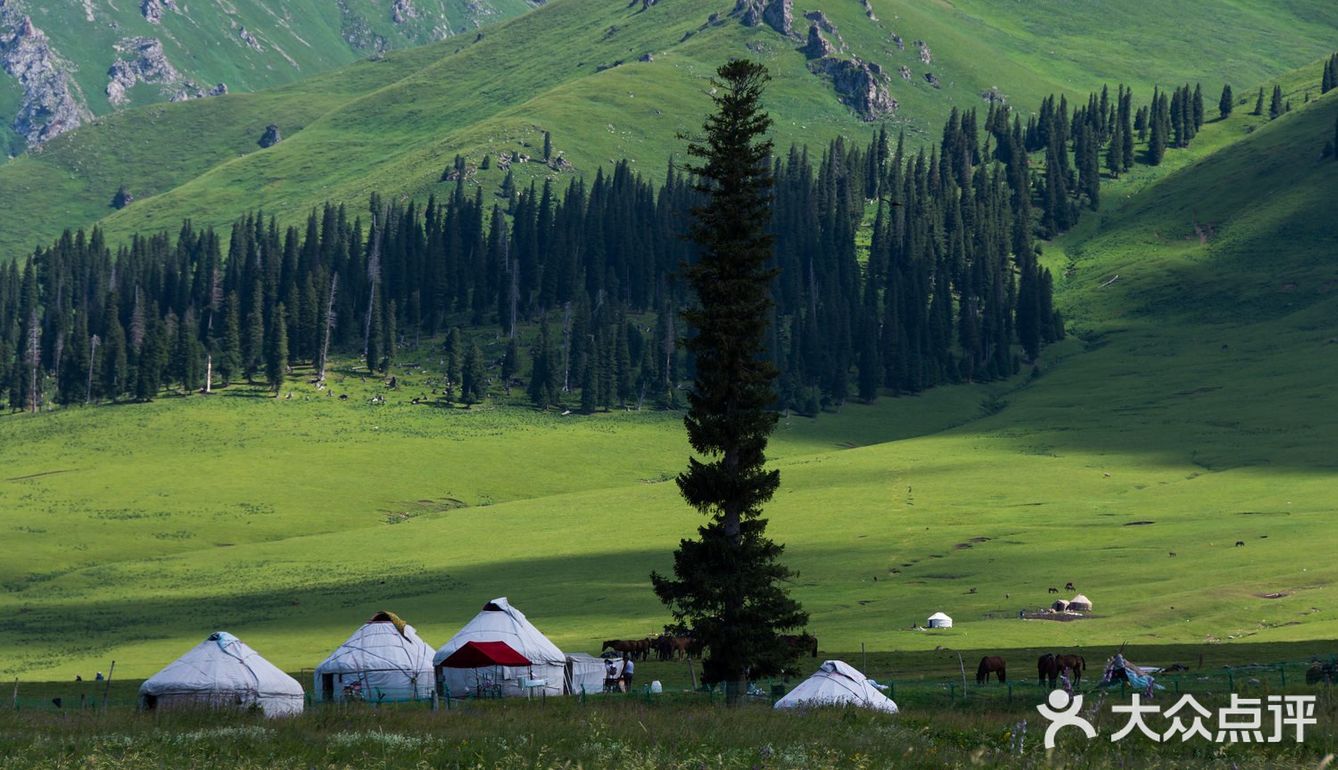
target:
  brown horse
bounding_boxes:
[1056,654,1086,685]
[602,639,651,660]
[977,656,1007,684]
[1038,653,1059,688]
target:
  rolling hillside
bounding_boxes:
[0,77,1334,678]
[1,0,1336,261]
[0,0,536,154]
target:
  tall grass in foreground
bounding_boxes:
[1,694,1334,769]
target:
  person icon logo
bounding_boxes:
[1037,689,1098,748]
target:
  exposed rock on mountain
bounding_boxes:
[106,37,180,106]
[258,124,282,148]
[140,0,176,24]
[807,56,896,121]
[0,11,89,146]
[392,0,418,24]
[237,26,263,52]
[800,25,833,59]
[734,0,792,36]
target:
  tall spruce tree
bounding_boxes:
[266,302,289,395]
[1269,85,1284,119]
[651,60,807,704]
[1253,87,1265,115]
[1219,84,1234,119]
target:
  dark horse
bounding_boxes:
[1038,652,1086,688]
[1038,653,1058,687]
[977,656,1007,684]
[1056,654,1086,685]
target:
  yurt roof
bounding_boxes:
[432,597,565,667]
[316,613,435,675]
[140,632,303,698]
[928,611,952,620]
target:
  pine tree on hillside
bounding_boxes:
[1253,87,1265,115]
[501,336,519,391]
[1192,83,1204,130]
[1269,85,1284,119]
[266,302,288,395]
[461,341,484,404]
[1219,84,1234,119]
[651,59,807,704]
[1147,90,1168,165]
[1322,54,1336,94]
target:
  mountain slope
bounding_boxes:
[0,0,536,154]
[0,80,1335,676]
[2,0,1336,260]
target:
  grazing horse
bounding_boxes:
[780,633,819,658]
[602,639,651,660]
[1055,654,1086,685]
[1038,653,1059,688]
[1047,586,1059,594]
[654,634,674,661]
[977,656,1007,684]
[1064,582,1076,591]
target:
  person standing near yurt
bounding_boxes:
[314,611,436,703]
[620,653,635,692]
[139,632,304,717]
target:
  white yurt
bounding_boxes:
[139,632,304,717]
[432,597,566,697]
[1069,594,1093,612]
[314,611,435,702]
[927,611,953,629]
[774,660,898,713]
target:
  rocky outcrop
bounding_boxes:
[169,80,227,102]
[915,40,932,64]
[923,71,940,88]
[807,56,896,121]
[800,25,832,59]
[0,11,89,146]
[734,0,792,36]
[141,0,176,24]
[860,0,876,21]
[106,37,180,106]
[803,10,844,51]
[238,26,262,52]
[980,86,1006,104]
[898,65,911,81]
[258,124,281,148]
[392,0,417,24]
[638,52,653,62]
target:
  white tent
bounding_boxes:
[139,632,304,717]
[564,653,607,695]
[314,611,435,703]
[927,611,953,628]
[774,660,898,713]
[1069,594,1093,612]
[432,597,566,697]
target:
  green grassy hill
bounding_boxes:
[2,0,1336,261]
[0,79,1334,678]
[0,0,535,154]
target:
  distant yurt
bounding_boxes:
[774,660,898,713]
[1052,599,1070,612]
[927,612,953,629]
[139,632,303,717]
[314,611,435,703]
[432,597,566,697]
[1069,594,1093,612]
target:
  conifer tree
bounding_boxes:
[461,341,484,404]
[1253,87,1265,115]
[266,302,289,395]
[651,60,807,704]
[501,336,519,391]
[382,299,397,373]
[1219,84,1234,119]
[1269,85,1284,119]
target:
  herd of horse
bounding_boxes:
[975,652,1087,686]
[601,633,819,662]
